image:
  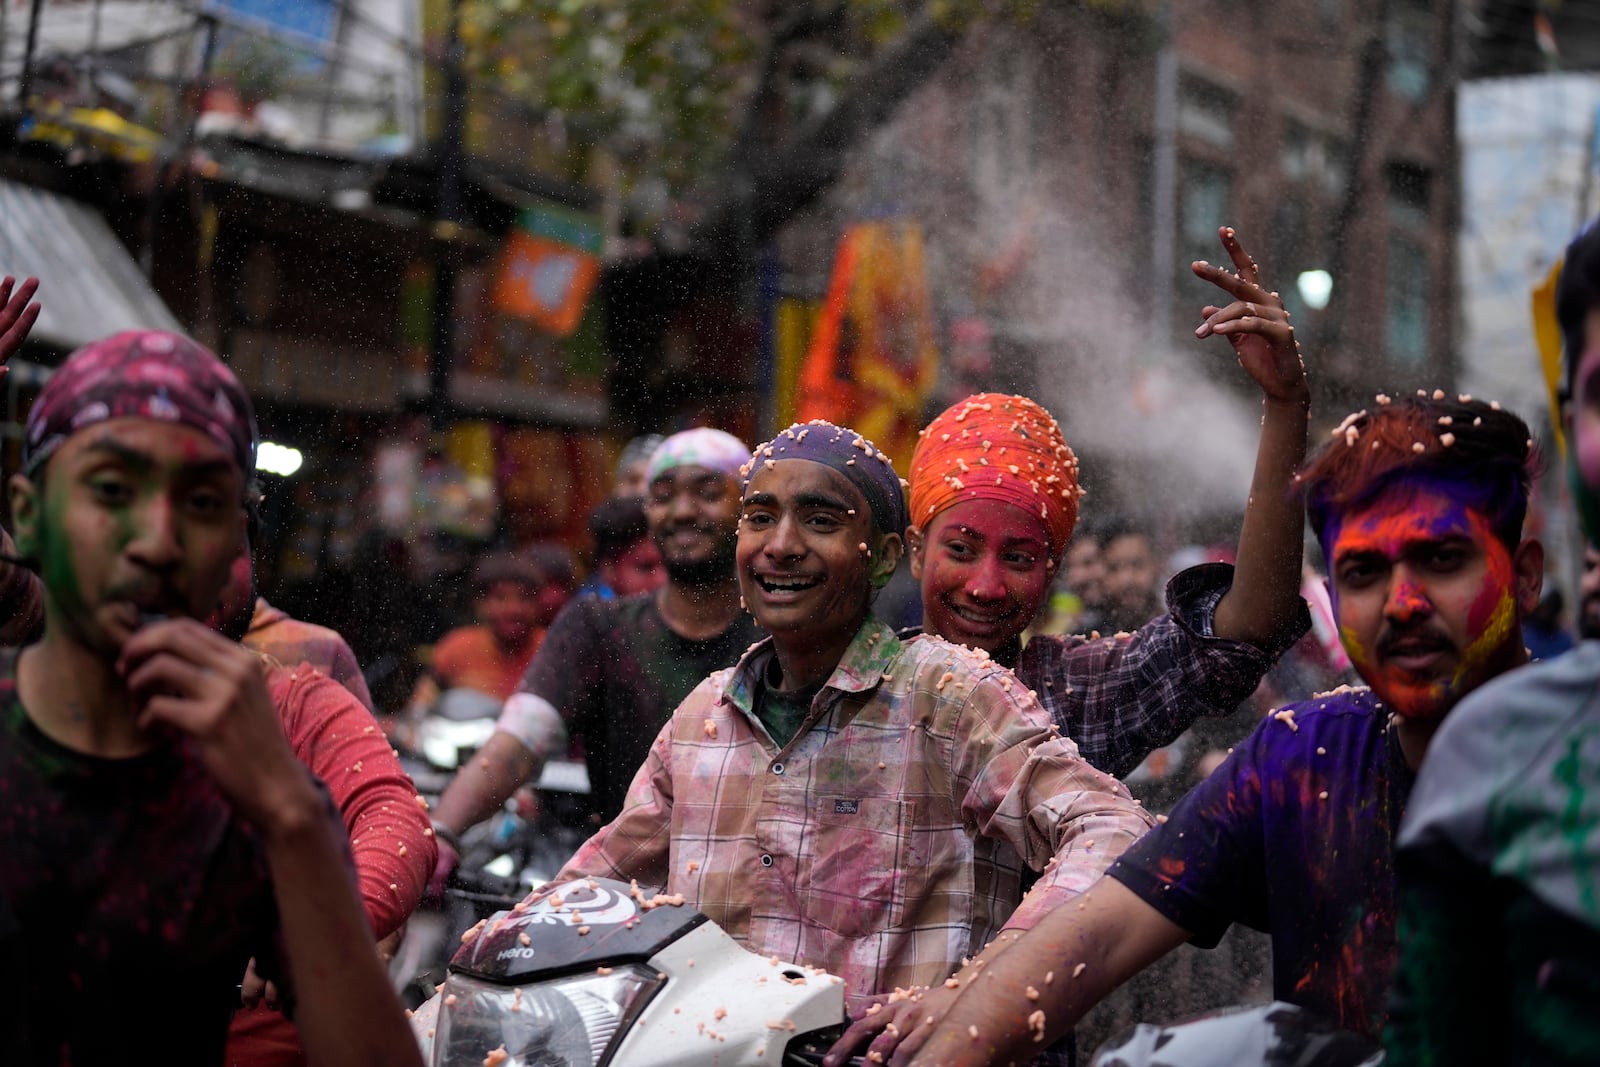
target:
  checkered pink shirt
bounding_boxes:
[555,618,1155,1011]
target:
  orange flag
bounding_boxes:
[796,221,940,472]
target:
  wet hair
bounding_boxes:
[1557,216,1600,394]
[1299,395,1540,553]
[1096,516,1151,550]
[472,552,543,594]
[588,495,651,566]
[525,543,578,592]
[615,434,666,483]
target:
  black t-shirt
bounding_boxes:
[520,594,766,822]
[0,648,281,1065]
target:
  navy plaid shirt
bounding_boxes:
[907,563,1309,780]
[1018,562,1310,778]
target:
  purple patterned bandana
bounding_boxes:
[24,331,256,482]
[742,420,909,537]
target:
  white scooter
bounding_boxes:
[411,876,850,1067]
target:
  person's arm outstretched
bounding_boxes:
[0,278,46,647]
[1195,227,1311,648]
[829,876,1188,1067]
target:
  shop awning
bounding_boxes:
[0,178,183,351]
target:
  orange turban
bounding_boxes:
[908,393,1083,559]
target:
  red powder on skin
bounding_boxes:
[1328,485,1519,718]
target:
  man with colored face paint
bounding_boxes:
[895,227,1313,782]
[1387,223,1600,1065]
[863,395,1543,1067]
[0,332,421,1066]
[535,421,1154,1023]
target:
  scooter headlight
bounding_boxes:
[433,966,663,1067]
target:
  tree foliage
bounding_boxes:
[456,0,1035,196]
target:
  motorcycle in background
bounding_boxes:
[392,687,594,1007]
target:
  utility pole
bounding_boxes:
[429,0,467,431]
[1147,0,1178,359]
[317,0,354,142]
[17,0,46,105]
[87,0,106,104]
[142,13,219,277]
[1321,0,1392,404]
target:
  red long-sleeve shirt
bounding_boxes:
[226,662,436,1067]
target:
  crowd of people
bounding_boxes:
[0,218,1596,1067]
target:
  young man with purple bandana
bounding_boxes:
[429,427,765,871]
[858,394,1545,1067]
[0,331,419,1065]
[1386,221,1600,1065]
[545,420,1154,1016]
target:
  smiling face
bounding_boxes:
[11,417,245,658]
[909,499,1053,655]
[481,579,542,649]
[646,464,741,586]
[737,460,900,662]
[1325,477,1540,720]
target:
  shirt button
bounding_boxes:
[761,854,774,867]
[771,762,785,775]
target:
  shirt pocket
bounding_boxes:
[800,796,913,938]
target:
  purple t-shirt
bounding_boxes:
[1107,686,1413,1036]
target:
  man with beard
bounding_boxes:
[1386,221,1600,1065]
[429,428,764,874]
[1579,545,1600,639]
[856,394,1545,1066]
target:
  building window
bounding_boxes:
[971,43,1035,199]
[1386,1,1433,102]
[1178,77,1236,149]
[1180,161,1233,268]
[1322,140,1348,197]
[1272,199,1313,332]
[1386,235,1430,365]
[1281,123,1314,181]
[1281,124,1347,196]
[1387,162,1431,228]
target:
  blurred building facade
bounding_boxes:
[771,0,1460,527]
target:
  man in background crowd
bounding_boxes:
[428,427,763,879]
[403,552,549,722]
[1098,517,1166,634]
[573,494,665,601]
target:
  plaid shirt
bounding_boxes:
[555,617,1154,1012]
[1018,563,1311,779]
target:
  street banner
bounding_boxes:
[492,203,603,337]
[796,221,940,472]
